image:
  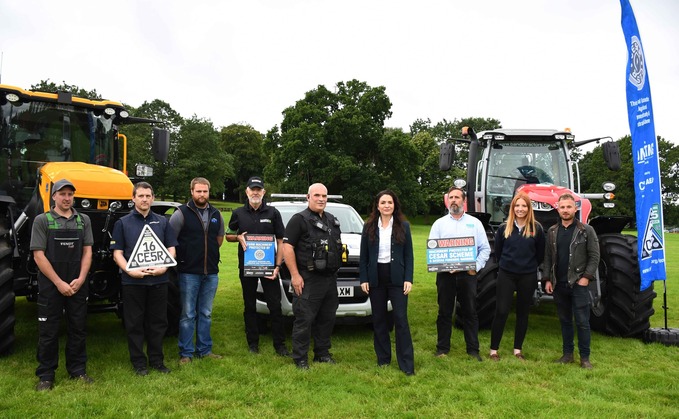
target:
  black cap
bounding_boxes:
[53,179,76,193]
[247,176,264,189]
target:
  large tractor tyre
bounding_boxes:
[642,327,679,347]
[0,216,16,356]
[165,268,181,337]
[589,234,656,338]
[454,262,499,330]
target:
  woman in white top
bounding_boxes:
[359,190,415,375]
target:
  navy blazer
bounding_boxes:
[359,220,414,287]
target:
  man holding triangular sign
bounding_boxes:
[111,182,178,376]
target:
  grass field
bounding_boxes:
[1,222,677,418]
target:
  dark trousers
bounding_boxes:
[490,268,537,351]
[122,283,168,369]
[240,275,286,349]
[436,271,479,355]
[554,282,591,358]
[36,276,88,381]
[370,263,414,374]
[291,272,338,362]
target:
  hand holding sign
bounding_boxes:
[126,225,177,272]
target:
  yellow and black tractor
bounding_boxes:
[0,84,178,355]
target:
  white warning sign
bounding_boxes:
[126,224,177,271]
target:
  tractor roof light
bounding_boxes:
[453,178,467,189]
[602,181,616,192]
[555,134,565,140]
[104,107,116,116]
[5,93,20,103]
[119,110,129,118]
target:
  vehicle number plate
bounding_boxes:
[338,286,354,297]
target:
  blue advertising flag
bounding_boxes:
[620,0,666,291]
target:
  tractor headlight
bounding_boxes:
[602,182,616,192]
[81,199,91,209]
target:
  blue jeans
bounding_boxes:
[554,282,591,358]
[178,273,219,358]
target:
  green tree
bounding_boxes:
[410,117,502,216]
[579,135,679,226]
[220,124,265,201]
[341,127,422,215]
[165,116,234,201]
[123,100,183,198]
[30,79,102,100]
[264,79,392,207]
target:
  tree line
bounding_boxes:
[31,79,679,226]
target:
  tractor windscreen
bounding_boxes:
[484,139,570,223]
[0,100,120,192]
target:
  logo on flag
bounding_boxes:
[628,35,646,90]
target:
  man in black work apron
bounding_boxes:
[30,179,94,391]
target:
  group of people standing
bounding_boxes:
[30,176,599,391]
[428,187,598,370]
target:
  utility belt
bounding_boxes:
[307,239,347,273]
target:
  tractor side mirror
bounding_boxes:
[602,141,621,171]
[439,143,455,171]
[152,128,170,163]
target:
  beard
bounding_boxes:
[560,212,574,221]
[449,204,463,216]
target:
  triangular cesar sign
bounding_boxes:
[126,224,177,271]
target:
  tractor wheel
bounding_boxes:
[589,234,656,338]
[454,262,499,330]
[0,214,16,356]
[166,268,180,337]
[642,327,679,347]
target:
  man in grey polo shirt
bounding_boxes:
[30,179,94,391]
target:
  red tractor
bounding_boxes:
[439,127,656,338]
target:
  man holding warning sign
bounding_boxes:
[428,186,490,362]
[111,182,178,376]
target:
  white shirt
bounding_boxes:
[428,212,491,271]
[377,216,393,264]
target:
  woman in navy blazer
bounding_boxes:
[359,190,414,375]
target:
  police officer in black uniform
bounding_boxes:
[30,179,94,391]
[282,183,343,370]
[226,176,289,356]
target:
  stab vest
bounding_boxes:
[295,208,343,273]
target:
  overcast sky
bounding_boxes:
[1,0,677,146]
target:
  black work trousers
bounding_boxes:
[122,283,168,369]
[490,268,537,351]
[291,272,338,362]
[36,276,88,381]
[436,271,479,355]
[370,263,414,374]
[240,275,286,350]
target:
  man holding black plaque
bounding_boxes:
[226,176,289,356]
[428,186,490,361]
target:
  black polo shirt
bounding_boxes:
[555,222,576,283]
[111,209,179,286]
[227,202,285,274]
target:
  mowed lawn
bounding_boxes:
[0,221,677,418]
